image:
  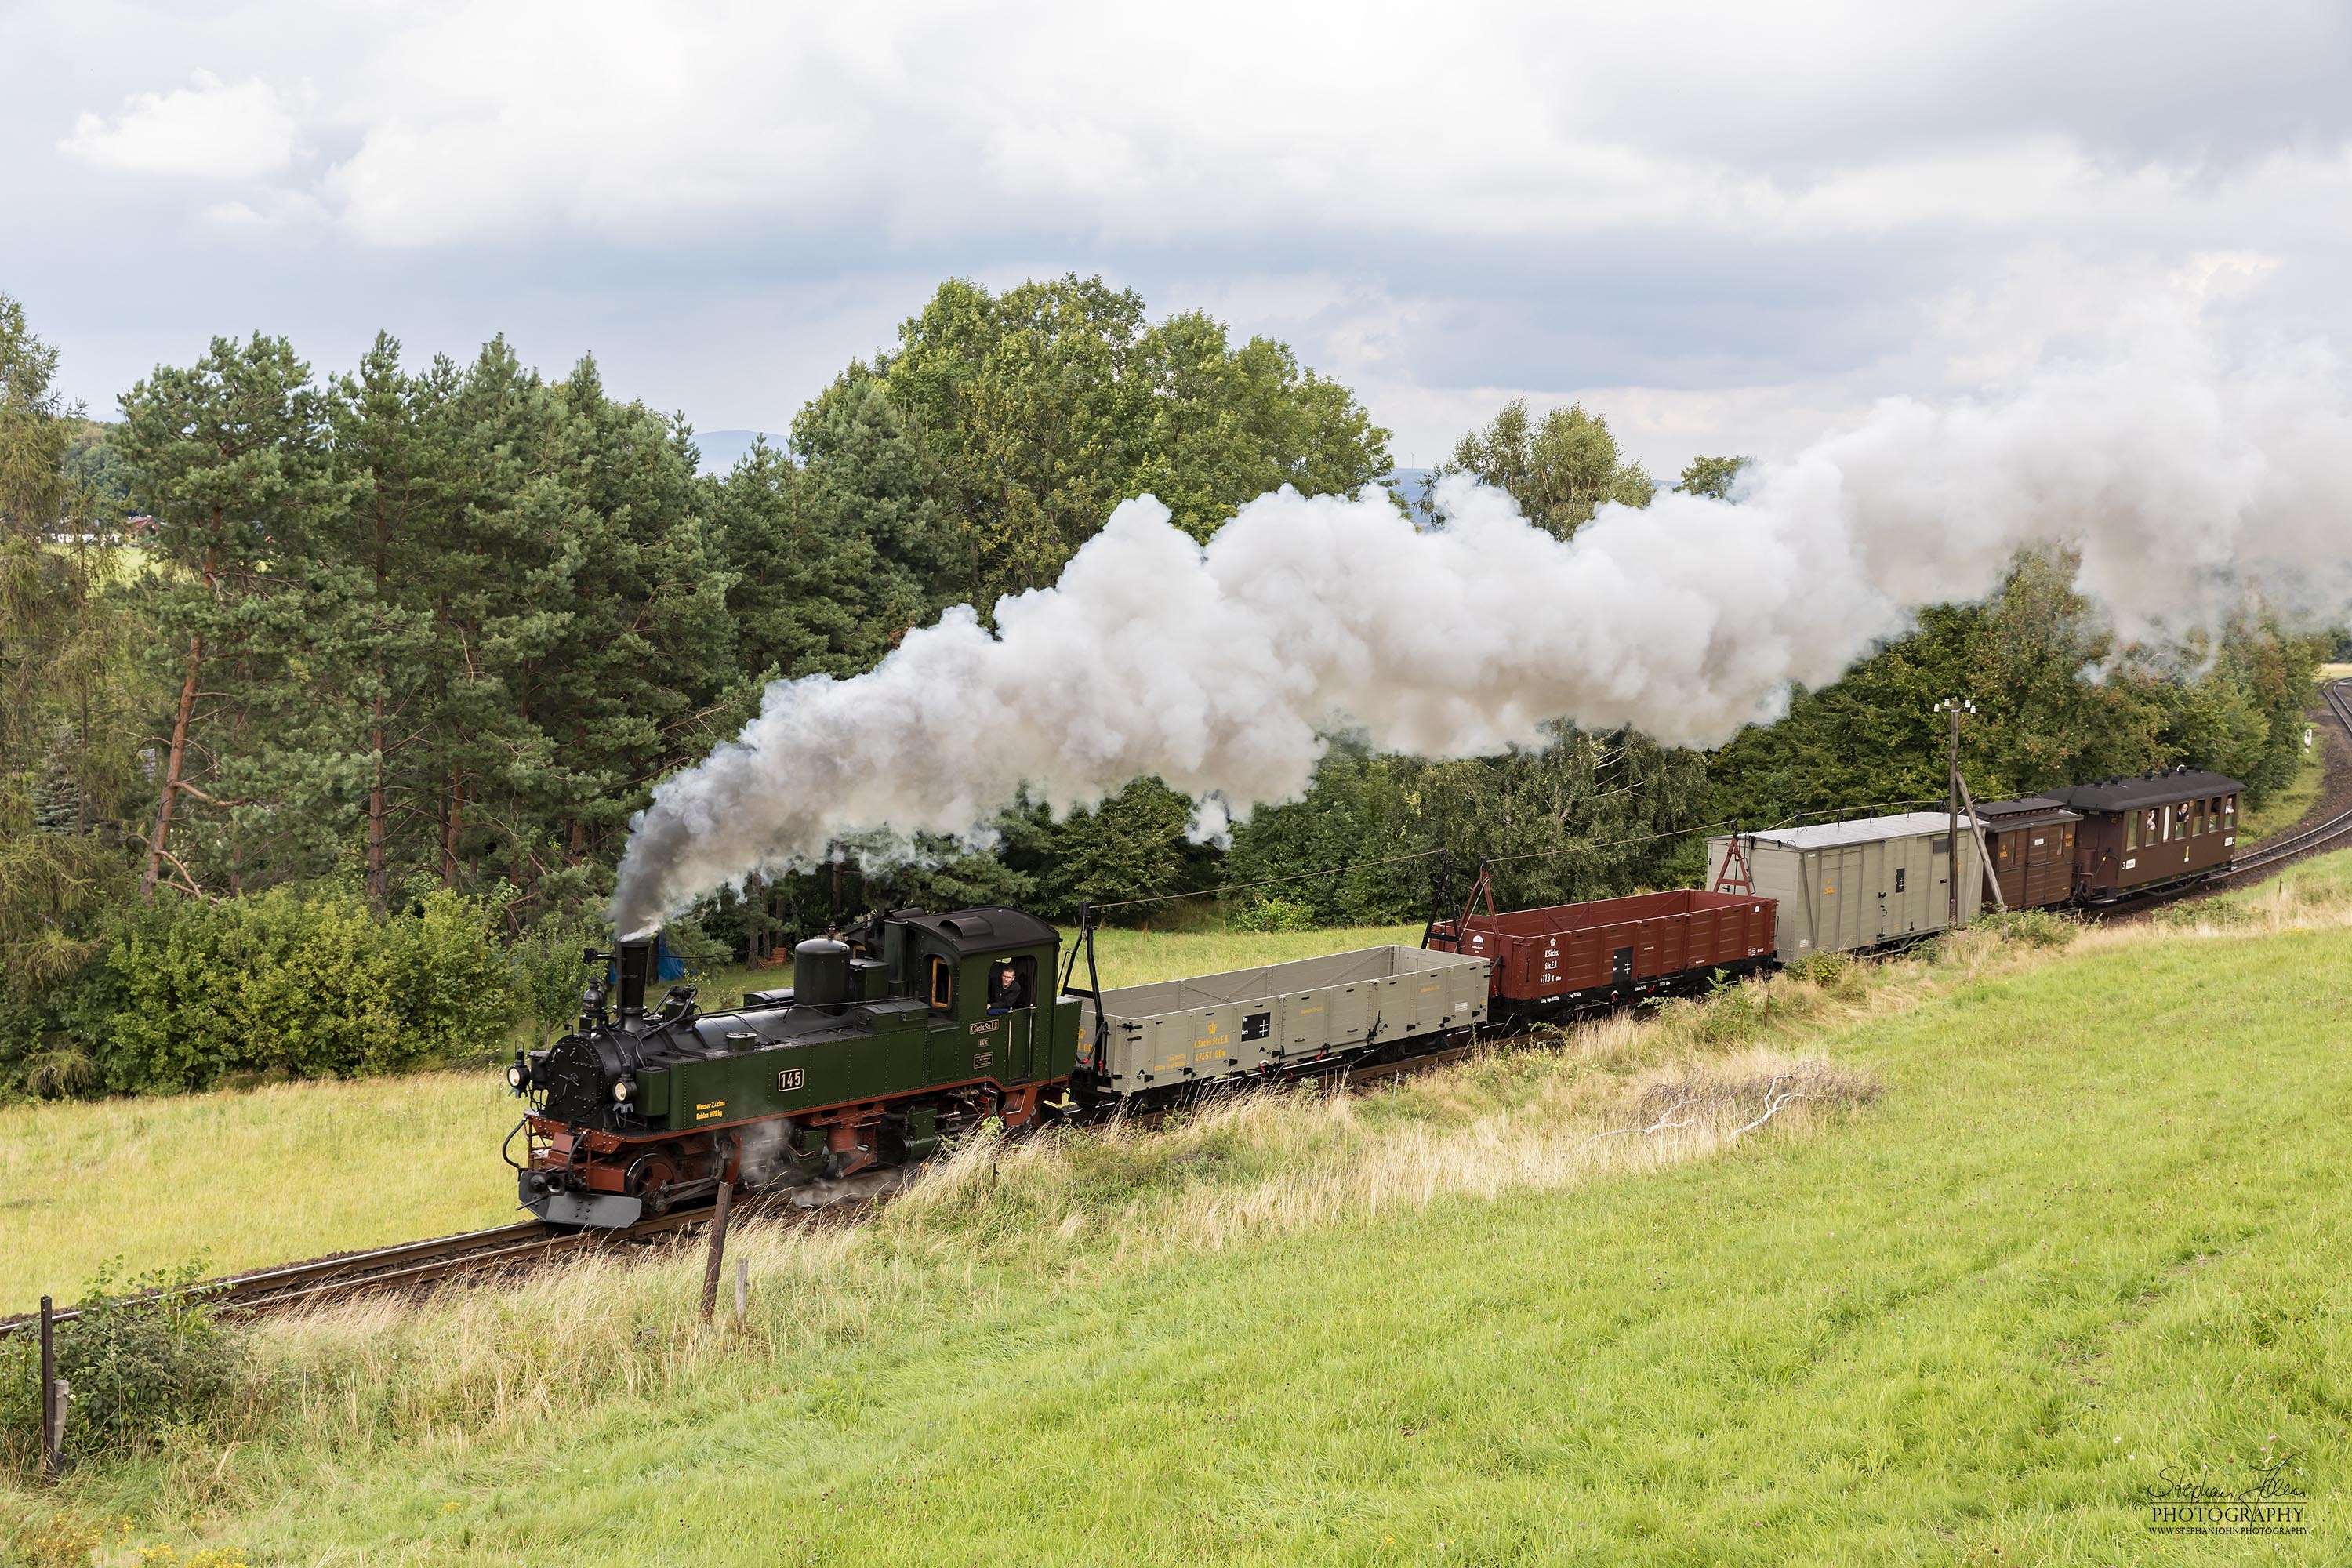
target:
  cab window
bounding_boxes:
[927,956,954,1012]
[985,956,1037,1014]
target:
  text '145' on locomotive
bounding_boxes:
[507,906,1077,1227]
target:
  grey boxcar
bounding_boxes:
[1707,812,1984,962]
[1077,945,1489,1098]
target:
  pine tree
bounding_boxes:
[117,334,331,898]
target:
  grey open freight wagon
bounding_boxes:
[1075,945,1490,1100]
[1706,812,1984,962]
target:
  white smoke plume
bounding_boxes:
[611,326,2352,934]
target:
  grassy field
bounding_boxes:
[0,1073,522,1313]
[2,925,1424,1313]
[11,869,2352,1563]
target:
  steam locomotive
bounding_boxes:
[508,906,1077,1227]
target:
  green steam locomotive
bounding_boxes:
[508,906,1078,1227]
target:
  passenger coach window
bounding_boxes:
[927,956,954,1011]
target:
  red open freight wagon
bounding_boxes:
[1426,888,1778,1023]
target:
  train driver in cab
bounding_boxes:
[987,962,1029,1014]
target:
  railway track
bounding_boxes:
[2096,677,2352,920]
[3,1044,1478,1331]
[0,1167,916,1337]
[2213,677,2352,880]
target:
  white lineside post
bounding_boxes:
[734,1256,747,1327]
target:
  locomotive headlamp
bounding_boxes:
[506,1064,524,1090]
[612,1079,636,1103]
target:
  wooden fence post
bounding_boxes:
[699,1180,733,1323]
[38,1295,63,1482]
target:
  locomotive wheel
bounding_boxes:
[627,1154,681,1216]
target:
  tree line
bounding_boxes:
[0,281,2325,1097]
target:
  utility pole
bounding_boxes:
[1933,698,1976,928]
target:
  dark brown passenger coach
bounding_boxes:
[2058,767,2241,899]
[1973,796,2083,910]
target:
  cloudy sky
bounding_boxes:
[6,0,2350,470]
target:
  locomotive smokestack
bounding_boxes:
[615,938,655,1020]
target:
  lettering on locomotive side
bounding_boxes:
[694,1099,728,1121]
[972,1051,994,1070]
[776,1068,805,1092]
[969,1019,1000,1035]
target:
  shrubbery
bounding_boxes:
[1969,908,2081,948]
[1228,895,1317,933]
[51,887,514,1095]
[0,1259,244,1469]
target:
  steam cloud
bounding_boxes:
[611,325,2352,934]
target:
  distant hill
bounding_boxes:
[693,429,785,476]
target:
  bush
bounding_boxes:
[1778,949,1872,1001]
[507,912,605,1050]
[60,886,516,1094]
[1970,908,2081,949]
[1228,895,1316,933]
[2152,897,2257,930]
[0,1259,243,1468]
[1649,971,1771,1051]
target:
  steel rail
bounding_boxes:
[2095,677,2352,920]
[2221,678,2352,877]
[0,1171,912,1334]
